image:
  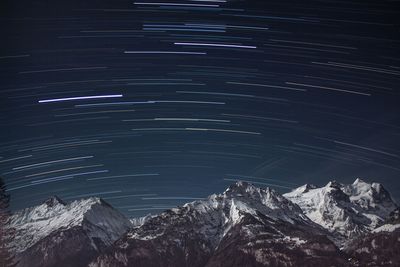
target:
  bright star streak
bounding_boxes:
[134,2,219,7]
[38,94,123,103]
[124,51,206,55]
[12,156,94,171]
[87,173,160,181]
[174,42,257,49]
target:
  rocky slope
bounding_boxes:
[8,179,399,267]
[344,207,400,266]
[88,182,348,267]
[9,196,132,267]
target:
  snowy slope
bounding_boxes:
[127,181,314,246]
[373,207,400,233]
[10,180,400,267]
[284,178,398,239]
[89,182,346,267]
[373,223,400,232]
[130,214,154,227]
[9,196,132,253]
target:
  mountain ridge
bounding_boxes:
[9,195,132,267]
[8,178,400,267]
[284,178,397,242]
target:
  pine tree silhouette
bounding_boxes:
[0,177,16,267]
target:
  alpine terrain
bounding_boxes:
[7,179,400,267]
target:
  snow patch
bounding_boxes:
[373,223,400,233]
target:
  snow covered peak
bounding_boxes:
[284,179,398,240]
[9,196,132,253]
[224,181,260,196]
[224,181,289,205]
[127,182,313,248]
[347,178,387,196]
[185,181,309,226]
[343,179,395,209]
[325,180,343,189]
[43,195,66,207]
[353,177,366,185]
[345,178,373,195]
[283,183,316,198]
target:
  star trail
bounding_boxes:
[1,0,400,218]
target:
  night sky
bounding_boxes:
[1,0,400,218]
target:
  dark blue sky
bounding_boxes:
[1,0,400,218]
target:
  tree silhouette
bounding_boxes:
[0,177,16,267]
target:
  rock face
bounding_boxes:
[384,207,400,225]
[9,179,400,267]
[88,182,348,267]
[9,196,132,267]
[130,214,154,228]
[283,178,397,241]
[344,212,400,267]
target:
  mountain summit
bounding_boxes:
[8,180,400,267]
[284,178,397,240]
[9,196,132,267]
[88,182,345,267]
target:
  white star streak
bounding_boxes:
[285,82,371,96]
[87,173,160,181]
[12,156,94,171]
[122,118,230,123]
[130,127,261,135]
[174,42,257,49]
[6,170,108,191]
[38,94,123,103]
[134,2,219,7]
[124,51,206,55]
[333,141,400,158]
[0,155,32,163]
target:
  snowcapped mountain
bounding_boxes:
[126,181,318,245]
[89,182,347,267]
[283,178,398,241]
[8,179,400,267]
[9,196,132,267]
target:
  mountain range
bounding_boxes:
[8,178,400,267]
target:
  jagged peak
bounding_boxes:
[353,178,367,185]
[10,195,132,254]
[43,195,66,207]
[287,183,317,196]
[346,179,395,203]
[219,181,306,222]
[349,178,387,193]
[303,183,317,191]
[286,178,396,206]
[71,196,104,207]
[285,178,398,239]
[224,181,258,196]
[370,183,396,204]
[226,180,255,191]
[223,181,282,200]
[371,182,387,195]
[325,180,342,189]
